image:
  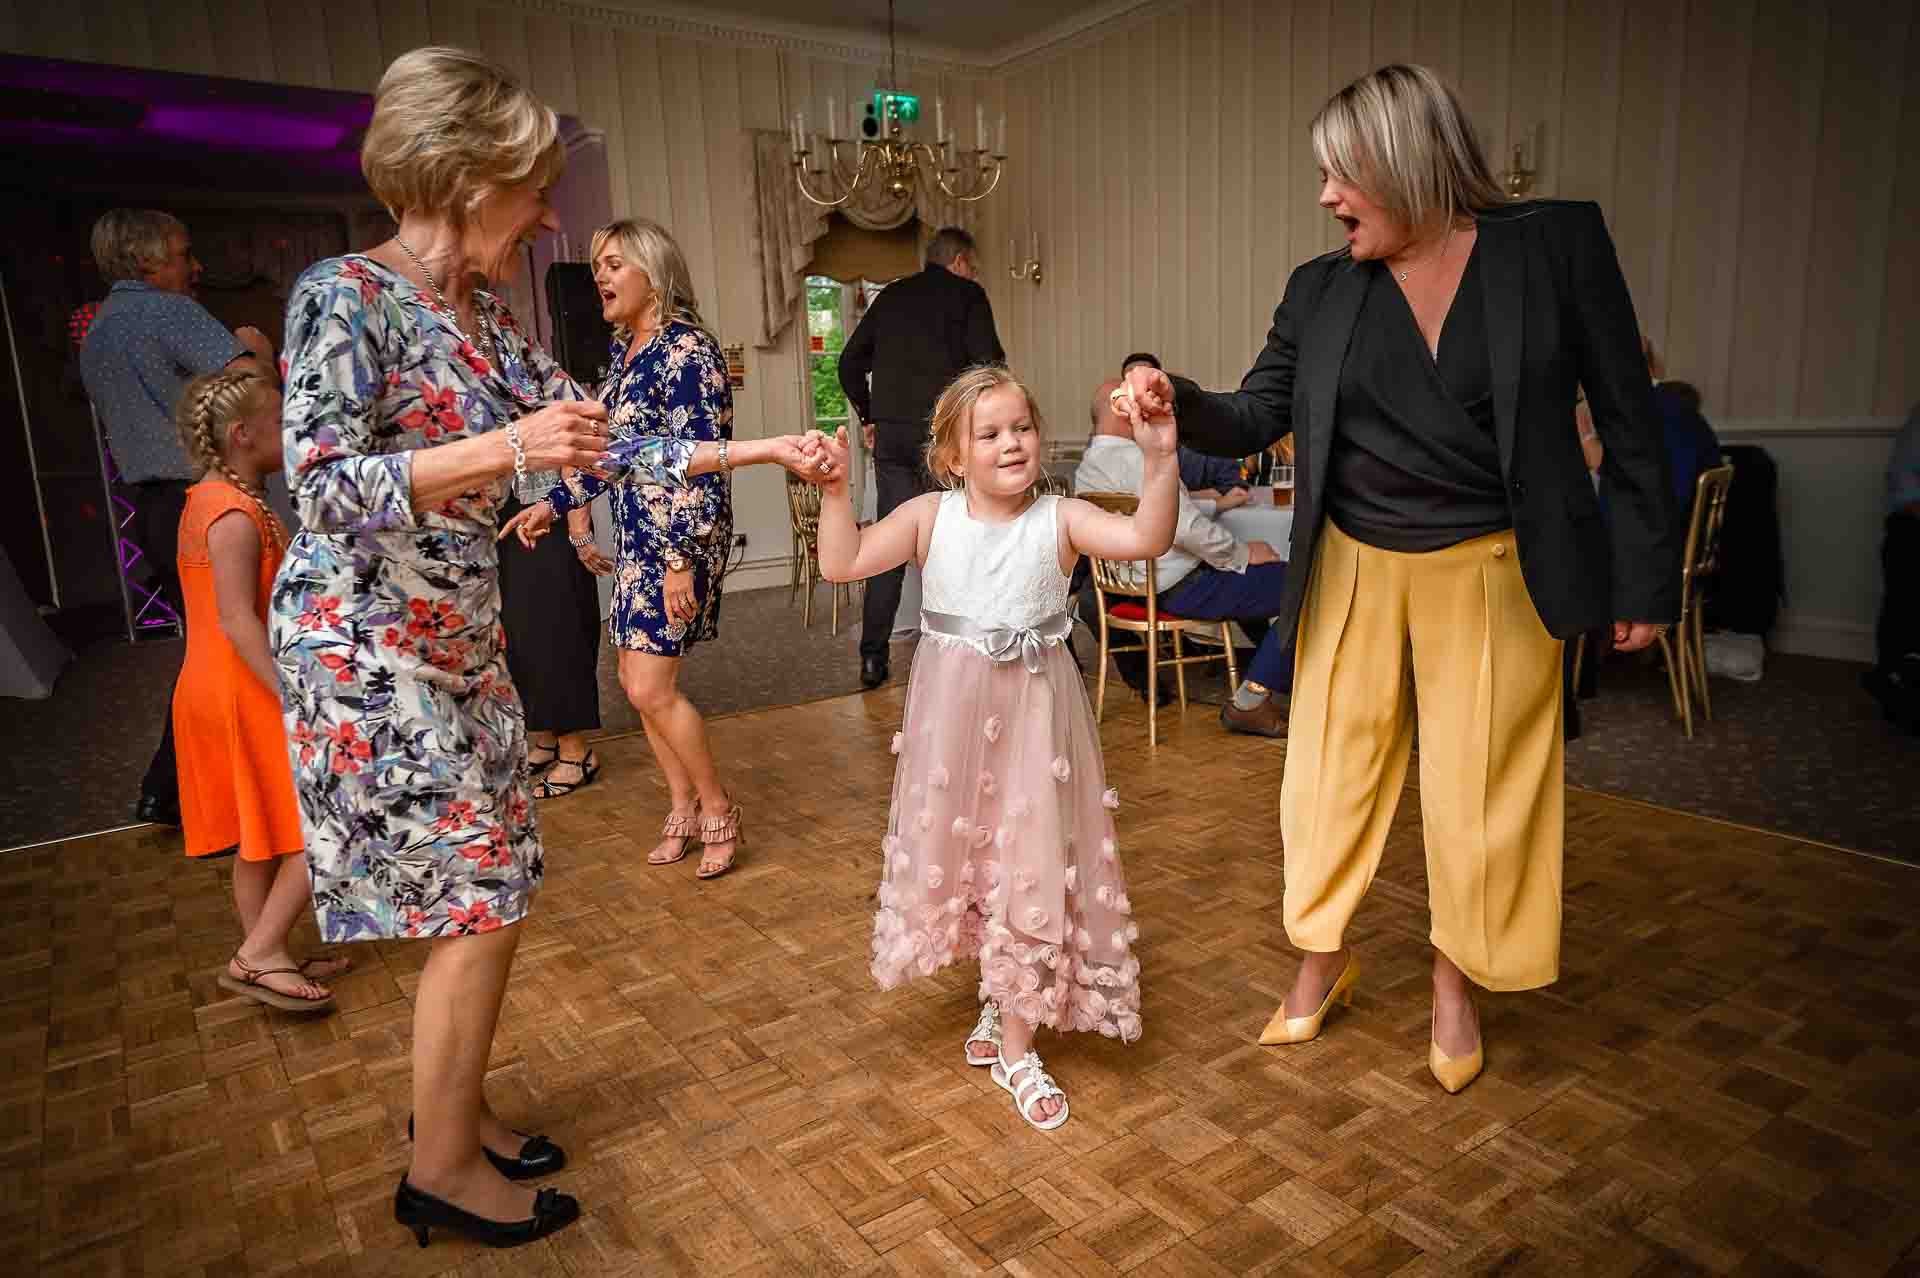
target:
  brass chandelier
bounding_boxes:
[789,0,1005,210]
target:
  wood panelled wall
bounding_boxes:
[2,0,1912,647]
[0,0,995,586]
[984,0,1917,438]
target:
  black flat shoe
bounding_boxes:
[393,1177,579,1249]
[409,1114,566,1180]
[134,794,181,826]
[860,655,889,689]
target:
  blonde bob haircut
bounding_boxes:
[1310,64,1506,232]
[925,364,1044,490]
[589,218,711,342]
[91,208,186,283]
[361,46,564,223]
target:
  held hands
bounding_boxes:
[1110,383,1178,458]
[1216,488,1251,512]
[767,432,843,485]
[804,428,854,494]
[1121,363,1176,419]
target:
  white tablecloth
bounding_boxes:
[1194,488,1296,559]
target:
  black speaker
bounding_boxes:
[544,261,614,388]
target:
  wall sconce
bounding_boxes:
[1502,140,1536,198]
[1008,232,1042,285]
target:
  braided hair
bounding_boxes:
[174,369,287,551]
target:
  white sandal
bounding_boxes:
[991,1049,1070,1131]
[963,1002,1002,1066]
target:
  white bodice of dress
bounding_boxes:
[920,490,1070,630]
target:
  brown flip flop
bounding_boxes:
[217,955,335,1012]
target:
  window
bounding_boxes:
[803,275,887,433]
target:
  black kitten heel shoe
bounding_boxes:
[408,1114,566,1180]
[393,1176,580,1248]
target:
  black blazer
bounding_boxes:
[1172,199,1681,641]
[839,264,1004,460]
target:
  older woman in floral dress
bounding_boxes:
[271,47,835,1251]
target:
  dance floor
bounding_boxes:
[6,686,1919,1277]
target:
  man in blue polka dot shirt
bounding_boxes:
[78,208,276,826]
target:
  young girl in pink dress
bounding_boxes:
[813,366,1178,1129]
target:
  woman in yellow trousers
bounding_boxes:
[1122,64,1680,1092]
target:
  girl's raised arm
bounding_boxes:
[1059,398,1180,564]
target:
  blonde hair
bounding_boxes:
[1310,64,1506,232]
[925,365,1044,490]
[361,47,564,224]
[91,208,186,283]
[590,218,710,342]
[175,370,286,550]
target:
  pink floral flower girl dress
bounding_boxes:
[870,488,1144,1047]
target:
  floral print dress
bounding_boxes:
[270,255,696,942]
[547,321,732,655]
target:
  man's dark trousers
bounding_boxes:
[860,424,937,661]
[132,478,192,811]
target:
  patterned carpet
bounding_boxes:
[2,586,1914,864]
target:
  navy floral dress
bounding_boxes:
[270,256,696,942]
[547,321,732,655]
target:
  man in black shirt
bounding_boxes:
[838,226,1005,688]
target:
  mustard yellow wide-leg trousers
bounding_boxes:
[1280,522,1565,991]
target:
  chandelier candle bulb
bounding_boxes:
[998,114,1006,156]
[936,97,944,142]
[826,96,835,139]
[977,103,986,151]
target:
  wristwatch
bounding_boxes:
[664,550,691,572]
[568,530,593,547]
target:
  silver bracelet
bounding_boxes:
[568,529,593,547]
[504,422,527,486]
[717,438,730,472]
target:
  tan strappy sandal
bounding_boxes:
[217,953,335,1012]
[647,801,701,865]
[695,800,742,880]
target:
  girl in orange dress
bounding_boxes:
[173,369,339,1012]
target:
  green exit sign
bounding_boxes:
[874,91,919,123]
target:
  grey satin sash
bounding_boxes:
[919,608,1073,674]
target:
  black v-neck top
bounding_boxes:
[1324,247,1510,552]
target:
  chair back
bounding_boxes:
[786,472,822,537]
[1078,490,1155,600]
[1681,464,1735,594]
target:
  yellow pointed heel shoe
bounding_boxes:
[1258,953,1359,1045]
[1428,1007,1484,1094]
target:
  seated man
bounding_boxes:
[1123,351,1251,503]
[1866,404,1920,734]
[1074,378,1291,737]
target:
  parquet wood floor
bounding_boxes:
[5,686,1918,1277]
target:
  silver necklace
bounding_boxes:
[1389,229,1454,283]
[394,235,495,360]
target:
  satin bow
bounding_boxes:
[982,624,1053,674]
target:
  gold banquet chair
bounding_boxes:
[1080,491,1239,749]
[1660,463,1735,738]
[785,472,857,634]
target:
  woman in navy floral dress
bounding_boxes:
[271,48,839,1252]
[526,219,748,880]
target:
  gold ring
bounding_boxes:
[1108,387,1132,405]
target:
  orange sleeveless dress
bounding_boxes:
[172,480,305,860]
